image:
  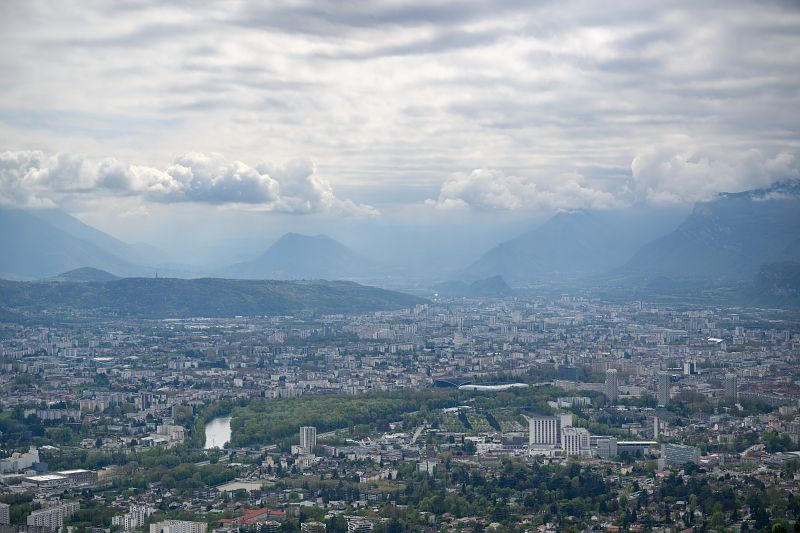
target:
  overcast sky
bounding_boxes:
[1,0,799,245]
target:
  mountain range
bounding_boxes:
[619,181,800,282]
[0,209,145,280]
[1,179,800,307]
[461,210,644,283]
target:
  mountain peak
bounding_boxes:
[220,233,373,280]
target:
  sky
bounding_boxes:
[1,0,799,259]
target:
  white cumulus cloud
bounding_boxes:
[426,168,622,212]
[630,140,800,204]
[0,150,378,216]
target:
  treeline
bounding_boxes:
[230,390,459,448]
[227,383,568,448]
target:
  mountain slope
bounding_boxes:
[221,233,374,280]
[30,209,167,265]
[0,278,426,319]
[620,181,800,282]
[747,261,800,307]
[0,209,143,279]
[462,211,643,284]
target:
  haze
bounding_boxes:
[0,0,799,282]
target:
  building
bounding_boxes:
[26,502,80,531]
[346,518,373,533]
[661,443,700,468]
[605,369,618,404]
[259,522,280,533]
[724,373,738,403]
[596,437,618,459]
[657,371,671,407]
[617,441,657,456]
[112,504,153,531]
[529,414,573,455]
[150,521,207,533]
[0,503,10,526]
[0,447,40,474]
[301,523,326,533]
[56,469,97,487]
[21,474,70,492]
[300,426,317,455]
[561,427,591,456]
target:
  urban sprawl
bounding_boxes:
[1,297,799,532]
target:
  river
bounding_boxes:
[204,416,232,449]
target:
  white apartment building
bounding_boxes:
[150,520,208,533]
[561,426,591,456]
[529,414,574,455]
[113,504,154,531]
[26,501,80,530]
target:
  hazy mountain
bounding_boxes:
[220,233,375,280]
[31,208,167,266]
[52,267,120,282]
[462,210,662,284]
[433,276,514,298]
[0,278,426,319]
[621,180,800,282]
[0,209,143,279]
[747,261,800,307]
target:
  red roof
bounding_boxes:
[220,508,287,525]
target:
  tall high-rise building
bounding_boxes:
[605,369,618,404]
[657,371,670,407]
[529,414,573,455]
[529,416,560,447]
[724,373,738,403]
[300,426,317,455]
[561,427,591,456]
[0,502,10,526]
[661,443,699,468]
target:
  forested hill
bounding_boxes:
[0,277,426,319]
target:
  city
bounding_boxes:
[1,296,798,531]
[2,0,800,531]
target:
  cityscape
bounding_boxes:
[0,296,798,531]
[2,0,800,532]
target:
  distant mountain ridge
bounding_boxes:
[619,180,800,282]
[220,233,375,280]
[462,210,650,284]
[0,278,426,319]
[0,209,144,279]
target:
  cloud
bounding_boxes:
[0,0,798,214]
[0,150,378,216]
[426,168,622,211]
[630,140,800,204]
